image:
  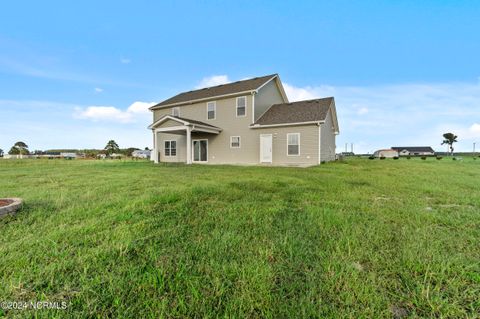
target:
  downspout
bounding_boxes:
[318,123,321,165]
[252,92,256,124]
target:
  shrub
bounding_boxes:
[380,156,386,160]
[368,156,375,160]
[421,156,427,160]
[453,157,457,161]
[393,156,399,160]
[436,156,443,160]
[406,156,411,159]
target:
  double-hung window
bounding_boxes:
[172,107,180,117]
[230,136,241,148]
[236,96,246,117]
[287,133,300,156]
[207,101,216,120]
[164,140,176,156]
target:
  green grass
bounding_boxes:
[0,158,479,318]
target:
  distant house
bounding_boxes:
[132,150,151,159]
[60,152,77,159]
[391,146,435,156]
[374,149,398,158]
[3,154,35,159]
[340,152,355,156]
[109,153,124,159]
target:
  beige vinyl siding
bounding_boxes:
[157,119,183,128]
[254,79,285,122]
[320,109,336,162]
[154,95,258,164]
[154,108,175,122]
[157,132,186,162]
[256,125,320,166]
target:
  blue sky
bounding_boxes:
[1,0,479,153]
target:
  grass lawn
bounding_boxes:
[0,158,479,318]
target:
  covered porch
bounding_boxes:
[148,115,222,164]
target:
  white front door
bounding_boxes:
[260,134,272,163]
[192,139,208,162]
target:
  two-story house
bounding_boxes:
[148,74,339,166]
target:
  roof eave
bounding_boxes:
[250,120,324,128]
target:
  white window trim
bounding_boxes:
[236,96,247,118]
[164,140,177,157]
[206,101,216,120]
[287,133,300,156]
[172,107,180,117]
[230,136,241,149]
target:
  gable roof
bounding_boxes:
[252,97,335,127]
[391,146,435,153]
[148,115,221,131]
[150,74,278,109]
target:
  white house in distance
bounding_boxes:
[132,149,151,159]
[148,74,339,166]
[391,146,435,156]
[374,149,399,158]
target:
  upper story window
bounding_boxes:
[230,136,241,148]
[236,96,246,117]
[207,101,216,120]
[172,107,180,117]
[287,133,300,156]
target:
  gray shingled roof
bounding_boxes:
[391,146,435,153]
[175,116,221,129]
[254,97,334,126]
[151,74,277,109]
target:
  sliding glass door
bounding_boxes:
[192,140,208,162]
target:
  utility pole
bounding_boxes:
[345,143,348,153]
[474,142,476,155]
[351,143,353,154]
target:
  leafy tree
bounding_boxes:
[85,150,98,159]
[441,133,458,156]
[0,148,3,157]
[8,146,20,155]
[145,147,150,150]
[104,140,120,155]
[8,142,29,155]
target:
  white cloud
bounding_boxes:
[74,106,133,123]
[120,58,131,64]
[94,87,103,93]
[469,123,480,135]
[357,107,369,115]
[74,101,156,123]
[195,75,230,89]
[283,83,320,101]
[127,101,156,114]
[281,81,480,153]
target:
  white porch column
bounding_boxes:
[186,126,192,164]
[152,129,158,163]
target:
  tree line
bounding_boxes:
[0,140,150,158]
